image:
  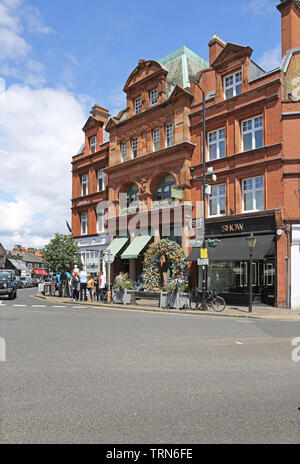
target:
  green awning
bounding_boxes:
[106,237,129,256]
[121,235,152,260]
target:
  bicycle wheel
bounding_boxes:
[211,296,226,312]
[189,291,200,310]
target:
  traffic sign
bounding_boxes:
[104,250,115,264]
[197,258,209,266]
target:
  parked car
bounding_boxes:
[16,277,25,289]
[18,276,32,288]
[0,269,17,299]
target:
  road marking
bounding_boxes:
[12,304,27,307]
[32,305,46,307]
[235,341,243,345]
[52,305,66,308]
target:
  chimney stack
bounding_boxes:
[90,105,110,126]
[208,35,226,65]
[277,0,300,56]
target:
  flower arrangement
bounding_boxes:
[113,273,136,291]
[142,238,188,292]
[207,238,222,248]
[163,277,188,294]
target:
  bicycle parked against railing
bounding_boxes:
[189,288,226,312]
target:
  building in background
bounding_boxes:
[3,245,46,276]
[71,0,300,307]
[71,105,110,278]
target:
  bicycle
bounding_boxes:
[189,288,226,312]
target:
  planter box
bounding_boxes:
[122,288,133,305]
[112,288,123,304]
[112,287,133,304]
[160,291,189,309]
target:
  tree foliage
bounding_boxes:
[42,233,82,273]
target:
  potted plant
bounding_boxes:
[161,278,189,310]
[112,273,136,304]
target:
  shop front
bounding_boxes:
[75,235,110,278]
[188,213,277,306]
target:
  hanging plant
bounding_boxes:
[207,238,221,248]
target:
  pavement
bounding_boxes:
[34,293,300,320]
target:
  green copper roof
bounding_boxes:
[158,46,209,89]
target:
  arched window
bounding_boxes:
[156,175,175,201]
[127,183,139,207]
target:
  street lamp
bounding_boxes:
[189,71,207,311]
[246,233,256,313]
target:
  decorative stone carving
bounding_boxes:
[136,174,151,194]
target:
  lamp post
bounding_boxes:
[246,233,256,313]
[189,71,207,311]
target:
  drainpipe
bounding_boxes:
[285,224,291,309]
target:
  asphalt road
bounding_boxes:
[1,288,300,444]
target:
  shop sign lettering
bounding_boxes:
[221,223,244,233]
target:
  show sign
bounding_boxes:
[206,214,276,237]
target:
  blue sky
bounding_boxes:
[0,0,283,249]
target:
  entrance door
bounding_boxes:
[261,258,275,305]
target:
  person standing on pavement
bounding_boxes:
[87,274,95,302]
[79,268,88,301]
[99,270,106,301]
[71,272,80,301]
[94,272,101,302]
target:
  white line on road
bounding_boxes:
[32,305,46,307]
[235,341,243,345]
[13,304,27,307]
[52,306,67,308]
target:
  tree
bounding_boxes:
[42,234,82,273]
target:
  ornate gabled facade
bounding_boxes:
[71,0,300,308]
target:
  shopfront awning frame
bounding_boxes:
[106,237,129,257]
[121,235,153,260]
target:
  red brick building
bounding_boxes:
[71,0,300,308]
[71,105,110,279]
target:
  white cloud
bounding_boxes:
[0,2,21,32]
[0,27,30,61]
[0,84,86,249]
[23,5,55,35]
[257,44,282,71]
[241,0,275,16]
